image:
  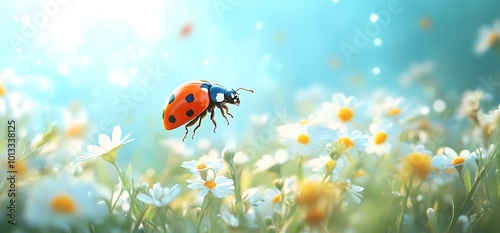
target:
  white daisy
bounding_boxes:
[242,187,266,208]
[431,156,459,185]
[323,130,368,156]
[249,187,287,217]
[474,20,500,55]
[254,149,289,172]
[248,177,297,216]
[187,176,234,198]
[277,121,325,157]
[317,93,361,132]
[218,211,239,228]
[479,104,500,135]
[336,179,364,204]
[73,125,133,164]
[373,96,417,124]
[137,182,180,207]
[436,147,477,168]
[24,176,107,230]
[366,121,400,156]
[265,188,283,206]
[181,159,223,175]
[219,204,258,229]
[308,155,345,177]
[457,89,492,119]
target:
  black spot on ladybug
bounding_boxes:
[169,115,176,123]
[186,109,194,117]
[185,93,195,103]
[168,94,175,104]
[162,110,164,119]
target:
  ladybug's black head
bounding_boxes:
[224,89,240,106]
[224,87,254,106]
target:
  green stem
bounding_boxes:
[397,177,413,233]
[446,155,494,233]
[228,165,245,227]
[298,156,303,189]
[158,208,168,233]
[279,207,299,233]
[129,193,137,223]
[89,223,96,233]
[279,187,286,224]
[232,168,242,205]
[493,126,500,203]
[497,146,500,202]
[133,205,151,232]
[197,193,213,230]
[321,166,332,183]
[111,163,137,226]
[110,188,124,214]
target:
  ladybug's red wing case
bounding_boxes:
[162,82,210,130]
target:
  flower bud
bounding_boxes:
[426,208,435,220]
[264,216,274,227]
[273,179,284,191]
[457,215,470,233]
[267,226,276,233]
[222,147,236,167]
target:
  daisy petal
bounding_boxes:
[112,126,122,144]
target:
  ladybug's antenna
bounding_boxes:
[236,87,254,93]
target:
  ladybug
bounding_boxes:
[162,80,254,141]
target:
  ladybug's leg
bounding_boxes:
[216,103,231,125]
[210,109,217,133]
[192,110,207,139]
[182,116,200,142]
[221,103,234,118]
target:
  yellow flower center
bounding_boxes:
[405,153,432,180]
[196,163,207,170]
[65,123,86,137]
[297,182,323,206]
[5,160,27,176]
[388,108,401,116]
[272,194,281,203]
[337,137,354,148]
[374,132,388,145]
[338,107,354,122]
[305,208,326,225]
[354,169,367,178]
[489,32,499,46]
[297,134,310,144]
[340,181,352,192]
[300,120,308,125]
[451,157,466,166]
[0,84,6,97]
[204,180,216,189]
[51,194,76,214]
[326,160,337,170]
